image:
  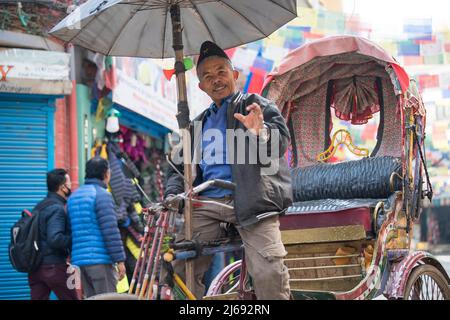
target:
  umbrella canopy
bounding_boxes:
[50,0,297,58]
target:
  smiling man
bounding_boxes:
[165,41,293,299]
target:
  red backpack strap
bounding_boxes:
[22,209,32,217]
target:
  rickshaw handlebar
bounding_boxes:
[192,179,236,195]
[161,179,236,211]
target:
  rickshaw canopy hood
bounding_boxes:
[264,35,410,92]
[262,35,416,126]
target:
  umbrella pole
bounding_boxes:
[170,4,195,294]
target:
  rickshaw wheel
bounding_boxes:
[403,265,450,300]
[206,260,242,296]
[84,293,139,300]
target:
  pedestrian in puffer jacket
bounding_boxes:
[67,157,126,298]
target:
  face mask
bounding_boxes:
[63,185,72,197]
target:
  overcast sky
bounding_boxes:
[342,0,450,39]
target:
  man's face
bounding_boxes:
[198,57,239,105]
[60,174,72,198]
[64,174,72,189]
[104,168,111,185]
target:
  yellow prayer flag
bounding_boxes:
[95,98,105,122]
[263,35,285,48]
[442,30,450,41]
[377,41,398,56]
[295,7,317,27]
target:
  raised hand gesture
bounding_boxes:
[234,103,264,135]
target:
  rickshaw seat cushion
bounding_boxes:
[282,198,386,232]
[290,156,402,202]
[280,206,372,232]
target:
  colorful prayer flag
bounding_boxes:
[398,41,420,56]
[418,74,440,89]
[424,54,444,65]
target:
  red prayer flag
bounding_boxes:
[247,67,266,94]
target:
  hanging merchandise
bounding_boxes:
[106,108,121,133]
[90,123,153,285]
[107,141,144,234]
[121,126,148,164]
[154,158,165,202]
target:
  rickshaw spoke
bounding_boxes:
[225,281,240,294]
[409,273,448,300]
[218,273,241,293]
[425,275,431,300]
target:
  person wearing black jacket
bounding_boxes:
[27,169,79,300]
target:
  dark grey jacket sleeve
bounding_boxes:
[247,94,291,158]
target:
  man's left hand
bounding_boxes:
[117,262,126,281]
[234,103,264,135]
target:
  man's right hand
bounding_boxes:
[117,262,126,281]
[163,194,183,212]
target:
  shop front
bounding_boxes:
[0,48,71,299]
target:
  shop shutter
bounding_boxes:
[0,97,54,300]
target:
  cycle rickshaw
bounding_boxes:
[205,35,450,300]
[91,35,450,301]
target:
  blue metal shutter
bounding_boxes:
[0,95,55,300]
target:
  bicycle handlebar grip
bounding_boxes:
[212,179,236,191]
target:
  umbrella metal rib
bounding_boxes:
[188,0,217,45]
[217,1,269,38]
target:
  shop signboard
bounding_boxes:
[0,48,71,95]
[113,57,211,132]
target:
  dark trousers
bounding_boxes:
[80,264,118,298]
[28,264,80,300]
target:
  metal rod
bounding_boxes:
[173,243,243,260]
[139,213,165,299]
[170,2,195,293]
[284,254,360,262]
[288,264,361,271]
[134,178,153,204]
[134,214,156,296]
[128,213,153,294]
[146,211,170,300]
[289,275,363,282]
[191,199,234,210]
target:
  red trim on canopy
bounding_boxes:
[390,63,410,93]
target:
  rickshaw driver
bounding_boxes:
[164,41,293,300]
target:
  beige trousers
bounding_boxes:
[173,197,290,300]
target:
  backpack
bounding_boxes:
[8,199,56,273]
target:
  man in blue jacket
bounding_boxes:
[28,169,79,300]
[67,157,126,298]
